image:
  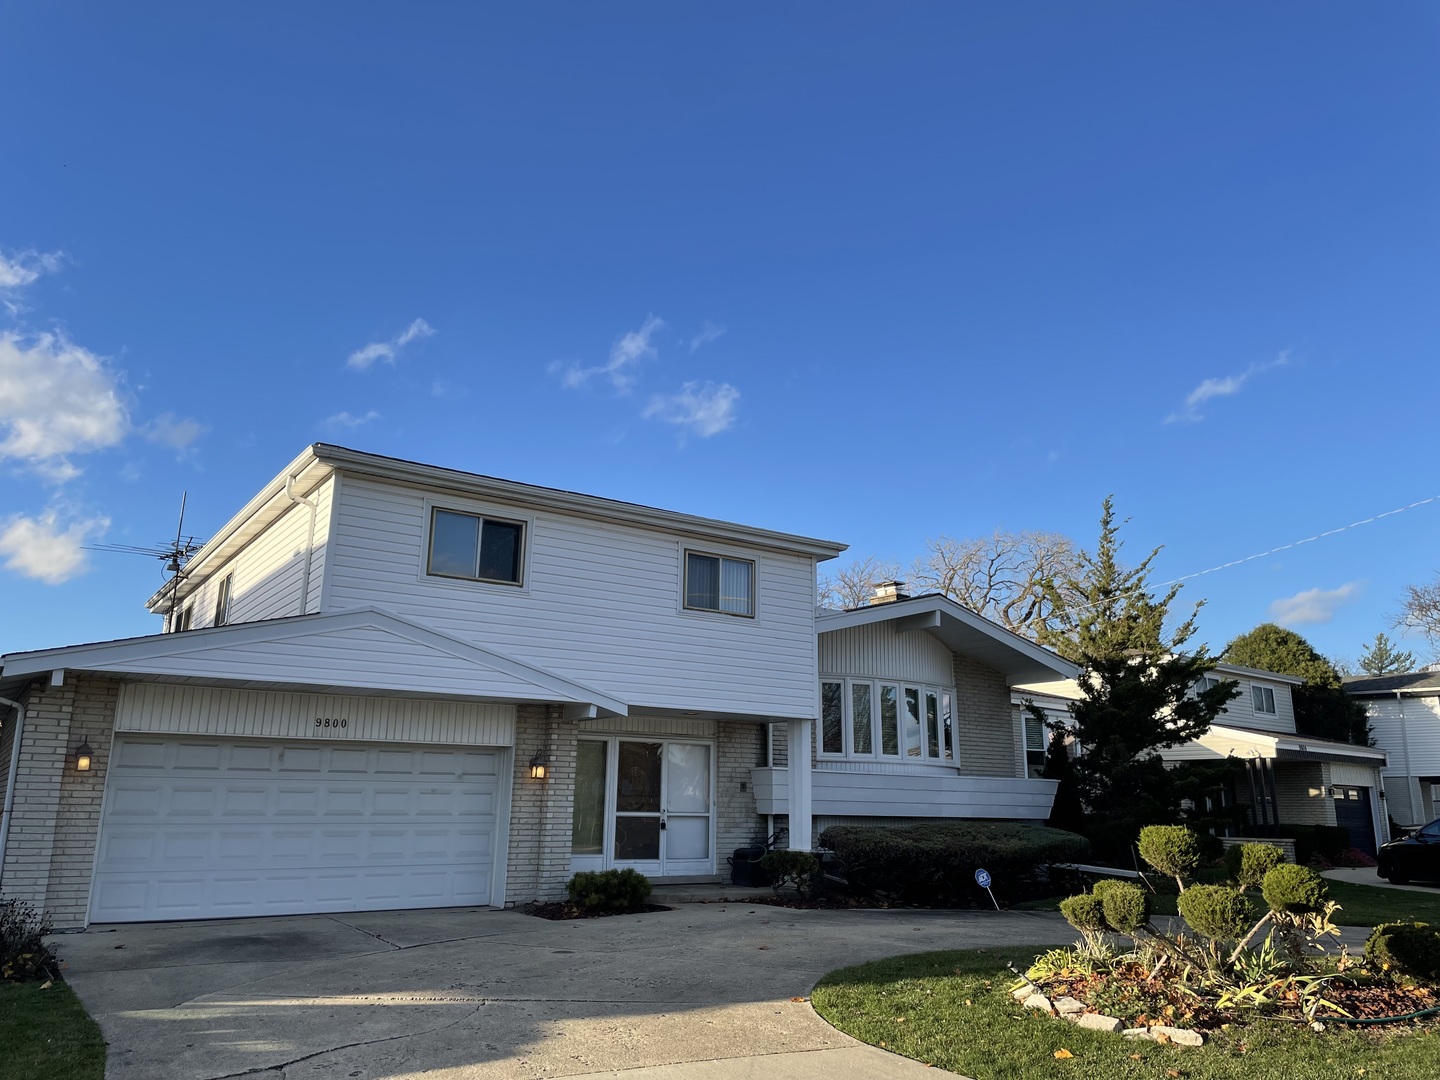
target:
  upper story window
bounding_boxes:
[214,574,234,627]
[684,551,754,617]
[820,677,954,763]
[1194,675,1222,694]
[428,508,524,585]
[1252,685,1277,715]
[174,605,193,632]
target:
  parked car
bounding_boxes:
[1377,819,1440,885]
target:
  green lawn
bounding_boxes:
[0,981,106,1080]
[812,948,1440,1080]
[1014,878,1440,927]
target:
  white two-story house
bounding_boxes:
[1344,669,1440,830]
[1016,663,1388,854]
[0,444,848,928]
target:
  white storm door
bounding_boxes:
[608,738,713,877]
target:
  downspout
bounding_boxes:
[0,694,26,891]
[285,474,319,616]
[1396,690,1414,826]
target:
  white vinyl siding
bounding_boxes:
[1212,676,1296,734]
[325,476,819,718]
[185,477,335,629]
[819,622,955,686]
[1366,695,1440,776]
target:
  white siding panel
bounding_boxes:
[1214,677,1296,734]
[1367,696,1440,776]
[116,683,515,746]
[819,622,954,685]
[751,767,1057,821]
[581,717,719,739]
[325,476,819,717]
[1330,763,1380,787]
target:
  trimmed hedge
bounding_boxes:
[818,822,1090,905]
[1261,863,1327,914]
[1177,884,1254,942]
[1366,922,1440,981]
[567,869,652,914]
[1223,841,1284,889]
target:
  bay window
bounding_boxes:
[817,677,956,763]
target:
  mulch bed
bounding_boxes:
[519,902,672,920]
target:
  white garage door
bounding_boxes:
[91,737,503,922]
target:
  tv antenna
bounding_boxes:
[85,492,205,629]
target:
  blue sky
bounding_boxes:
[2,4,1437,666]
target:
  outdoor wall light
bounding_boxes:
[529,750,549,780]
[75,741,93,772]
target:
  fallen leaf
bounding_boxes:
[790,996,807,1003]
[757,946,770,951]
[1054,1049,1074,1060]
[1129,1054,1142,1060]
[1166,1071,1180,1079]
[1154,1032,1173,1046]
[39,980,52,990]
[879,1041,887,1049]
[894,1017,907,1023]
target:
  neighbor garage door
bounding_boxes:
[90,737,503,922]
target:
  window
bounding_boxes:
[428,508,524,585]
[1194,675,1221,694]
[684,552,754,616]
[213,574,233,627]
[175,606,193,632]
[1024,713,1049,778]
[1252,685,1277,714]
[818,677,957,764]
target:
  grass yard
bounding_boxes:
[812,948,1439,1080]
[1014,878,1440,927]
[0,981,106,1080]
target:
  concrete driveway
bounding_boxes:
[55,903,1077,1080]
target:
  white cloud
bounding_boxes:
[143,413,206,455]
[325,409,381,430]
[1269,581,1363,626]
[551,315,665,394]
[1166,350,1292,424]
[643,381,740,438]
[346,318,436,371]
[0,331,130,480]
[690,321,726,352]
[0,508,109,584]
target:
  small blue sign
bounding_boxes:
[974,868,992,889]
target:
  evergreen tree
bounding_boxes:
[1029,704,1086,833]
[1358,632,1416,677]
[1038,497,1239,859]
[1222,623,1371,744]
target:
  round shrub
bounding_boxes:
[567,868,652,914]
[1097,882,1150,935]
[1261,863,1327,914]
[1223,842,1283,889]
[1137,825,1202,882]
[1176,884,1253,942]
[1059,893,1107,934]
[1366,922,1440,981]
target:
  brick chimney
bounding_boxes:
[869,580,910,605]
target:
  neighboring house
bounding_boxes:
[0,444,848,928]
[1344,668,1440,829]
[1014,663,1388,855]
[753,584,1080,838]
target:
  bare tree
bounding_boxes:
[1397,574,1440,650]
[818,555,902,610]
[909,529,1082,640]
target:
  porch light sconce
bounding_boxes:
[529,750,549,780]
[74,741,93,772]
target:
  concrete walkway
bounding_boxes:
[55,903,1079,1080]
[1322,866,1440,894]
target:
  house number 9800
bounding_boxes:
[314,717,349,730]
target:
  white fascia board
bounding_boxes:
[817,594,1079,682]
[0,607,630,717]
[1211,662,1306,686]
[313,443,848,561]
[145,446,331,611]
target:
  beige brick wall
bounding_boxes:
[0,675,119,929]
[504,704,577,905]
[953,655,1018,778]
[716,721,765,860]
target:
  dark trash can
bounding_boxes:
[728,846,769,887]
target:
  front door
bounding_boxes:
[571,737,714,877]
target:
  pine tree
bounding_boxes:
[1358,632,1416,677]
[1038,497,1239,859]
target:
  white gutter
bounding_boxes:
[285,473,319,615]
[1396,690,1415,825]
[0,694,25,890]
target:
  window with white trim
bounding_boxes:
[684,551,754,617]
[1193,675,1221,694]
[817,677,955,763]
[214,574,233,627]
[428,507,524,585]
[1251,685,1277,714]
[1024,712,1049,778]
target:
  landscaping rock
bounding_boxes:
[1074,1012,1124,1033]
[1011,986,1034,1002]
[1150,1025,1204,1046]
[1052,995,1086,1016]
[1021,993,1052,1012]
[1122,1027,1149,1039]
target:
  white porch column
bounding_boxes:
[787,717,814,851]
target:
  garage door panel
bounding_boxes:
[92,736,502,922]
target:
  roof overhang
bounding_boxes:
[817,594,1079,685]
[0,607,629,717]
[1185,723,1388,767]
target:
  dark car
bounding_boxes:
[1377,819,1440,885]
